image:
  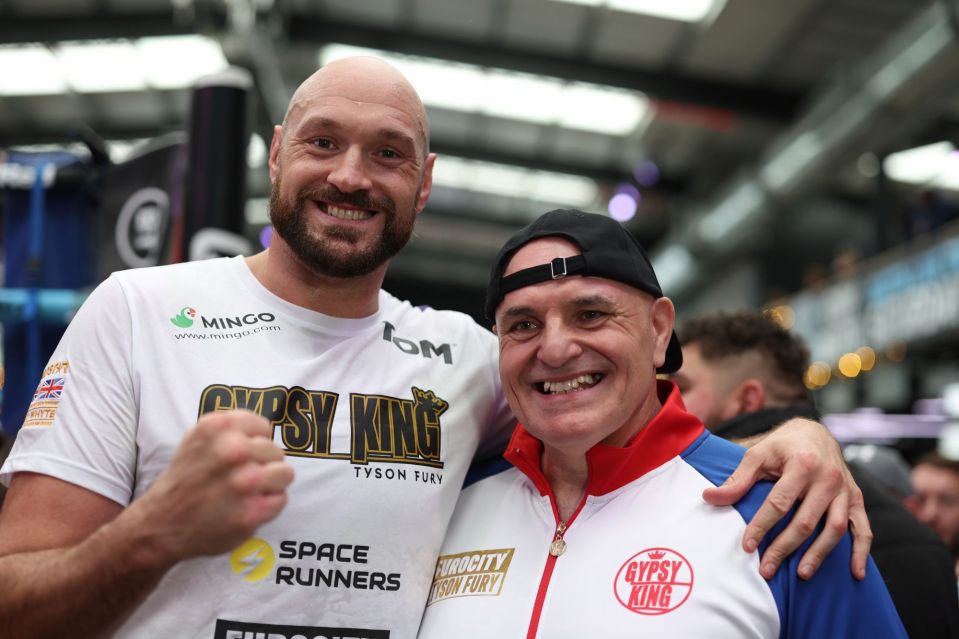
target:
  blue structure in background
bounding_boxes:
[1,150,96,437]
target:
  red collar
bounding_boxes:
[504,380,705,497]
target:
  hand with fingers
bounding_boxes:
[702,417,870,581]
[124,409,295,564]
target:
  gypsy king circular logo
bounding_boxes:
[614,547,693,615]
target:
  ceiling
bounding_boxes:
[2,0,958,322]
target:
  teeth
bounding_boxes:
[326,205,372,221]
[542,374,600,395]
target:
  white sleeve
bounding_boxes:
[0,275,138,505]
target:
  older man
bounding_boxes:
[418,209,905,638]
[0,59,866,638]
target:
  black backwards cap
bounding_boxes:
[485,208,683,374]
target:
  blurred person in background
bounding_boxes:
[911,452,959,576]
[673,310,959,638]
[843,444,916,509]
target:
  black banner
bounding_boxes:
[213,619,390,639]
[97,136,187,278]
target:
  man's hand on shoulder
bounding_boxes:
[702,418,870,581]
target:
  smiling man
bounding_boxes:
[418,209,905,638]
[0,57,513,639]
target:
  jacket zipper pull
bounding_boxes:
[549,522,567,557]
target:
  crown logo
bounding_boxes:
[647,550,666,560]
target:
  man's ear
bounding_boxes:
[268,124,283,183]
[722,379,766,419]
[415,153,437,213]
[650,297,675,369]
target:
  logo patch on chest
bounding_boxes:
[614,547,693,615]
[427,548,514,605]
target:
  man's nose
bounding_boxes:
[918,498,938,525]
[536,321,583,368]
[327,148,373,193]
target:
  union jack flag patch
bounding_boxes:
[24,361,69,428]
[34,377,65,400]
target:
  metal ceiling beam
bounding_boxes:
[0,11,219,42]
[0,110,688,198]
[0,7,802,123]
[285,15,800,123]
[0,119,185,148]
[430,139,686,191]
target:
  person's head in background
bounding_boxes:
[843,443,916,506]
[672,310,812,430]
[911,452,959,556]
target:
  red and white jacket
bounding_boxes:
[417,382,905,639]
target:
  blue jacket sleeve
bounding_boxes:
[769,528,907,638]
[684,433,907,639]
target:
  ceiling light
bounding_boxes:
[319,45,648,136]
[838,353,862,378]
[481,72,563,125]
[0,36,227,98]
[432,155,598,207]
[857,346,877,371]
[247,133,268,169]
[551,0,723,23]
[247,197,270,225]
[0,45,67,95]
[527,171,598,206]
[58,41,146,92]
[608,193,638,221]
[139,35,228,90]
[557,83,647,135]
[884,141,959,190]
[653,245,695,293]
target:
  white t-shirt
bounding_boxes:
[2,256,514,639]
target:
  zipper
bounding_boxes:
[549,521,568,557]
[525,501,586,639]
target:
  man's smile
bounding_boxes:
[318,202,375,221]
[538,373,603,395]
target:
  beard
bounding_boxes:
[269,176,416,278]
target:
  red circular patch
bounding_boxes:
[613,547,694,615]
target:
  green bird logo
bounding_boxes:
[170,307,197,328]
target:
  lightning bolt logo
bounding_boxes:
[229,538,275,583]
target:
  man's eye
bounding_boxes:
[311,138,335,149]
[581,310,605,322]
[509,320,538,333]
[379,148,400,159]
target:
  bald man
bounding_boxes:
[0,58,869,638]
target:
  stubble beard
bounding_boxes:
[269,176,417,278]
